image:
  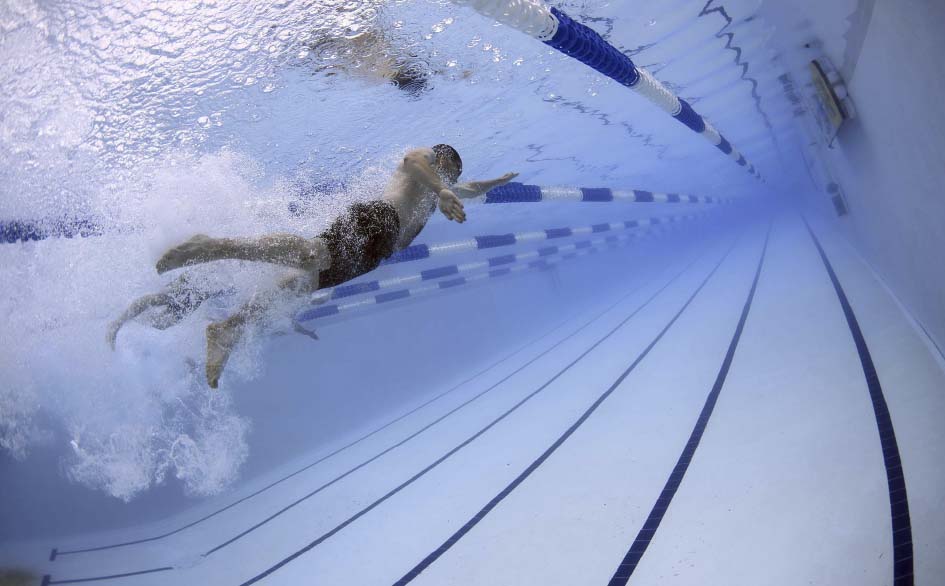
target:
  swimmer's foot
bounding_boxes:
[293,321,319,341]
[206,319,242,389]
[156,234,213,274]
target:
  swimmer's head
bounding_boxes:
[391,65,430,96]
[432,144,462,184]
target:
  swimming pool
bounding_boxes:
[2,0,944,584]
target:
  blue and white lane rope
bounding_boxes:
[298,228,643,323]
[310,212,705,306]
[478,182,733,205]
[300,253,562,322]
[0,218,103,245]
[449,0,762,180]
[0,187,723,246]
[0,186,728,246]
[380,210,712,266]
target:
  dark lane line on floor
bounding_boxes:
[237,238,740,586]
[40,566,173,586]
[391,231,751,585]
[606,222,770,585]
[51,232,684,560]
[42,240,708,585]
[803,219,914,586]
[52,305,581,561]
[204,254,685,557]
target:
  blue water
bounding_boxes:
[2,0,943,584]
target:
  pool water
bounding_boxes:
[1,0,943,584]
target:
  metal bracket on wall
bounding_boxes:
[809,56,856,148]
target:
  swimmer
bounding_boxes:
[106,273,236,350]
[154,145,517,388]
[309,28,471,95]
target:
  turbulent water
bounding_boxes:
[0,0,793,503]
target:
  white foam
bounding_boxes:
[0,150,324,500]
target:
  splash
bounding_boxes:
[0,149,325,501]
[65,377,251,501]
[0,0,393,499]
[0,135,394,500]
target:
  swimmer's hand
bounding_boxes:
[438,188,466,223]
[493,172,519,187]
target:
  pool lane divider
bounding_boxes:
[380,209,715,266]
[238,236,741,586]
[392,227,755,585]
[42,240,712,585]
[300,233,649,324]
[0,186,732,246]
[803,219,914,586]
[325,209,718,303]
[606,221,770,584]
[318,226,655,303]
[0,217,104,245]
[300,236,623,323]
[299,213,705,323]
[477,182,734,205]
[449,0,763,180]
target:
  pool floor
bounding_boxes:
[19,214,945,585]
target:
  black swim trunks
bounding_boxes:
[317,200,401,289]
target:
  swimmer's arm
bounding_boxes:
[106,293,172,350]
[402,150,451,195]
[452,172,519,199]
[402,150,466,223]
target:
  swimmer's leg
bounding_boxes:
[289,285,334,341]
[107,293,174,350]
[157,234,329,274]
[205,272,317,388]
